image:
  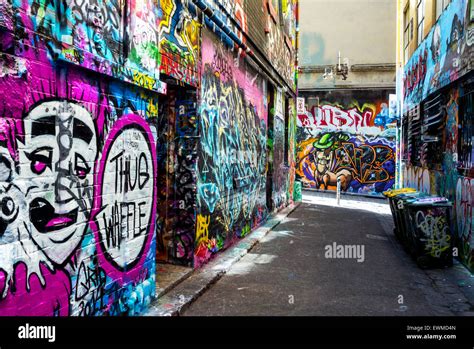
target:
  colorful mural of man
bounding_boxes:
[310,133,353,191]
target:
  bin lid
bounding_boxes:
[396,192,429,200]
[412,197,449,203]
[383,188,417,197]
[408,200,452,207]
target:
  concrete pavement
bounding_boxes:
[145,203,301,316]
[181,192,474,316]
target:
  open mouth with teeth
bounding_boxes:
[30,198,78,233]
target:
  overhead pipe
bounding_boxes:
[191,0,295,96]
[192,0,252,56]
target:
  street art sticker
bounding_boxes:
[403,0,473,110]
[92,115,156,279]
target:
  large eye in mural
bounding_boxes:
[74,153,91,180]
[0,155,12,182]
[25,147,53,175]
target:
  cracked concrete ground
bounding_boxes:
[182,191,474,316]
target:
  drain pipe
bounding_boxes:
[336,177,341,206]
[192,0,252,56]
[191,0,293,95]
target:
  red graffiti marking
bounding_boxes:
[300,105,376,132]
[160,49,197,86]
[404,49,428,97]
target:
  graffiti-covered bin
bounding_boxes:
[406,200,454,268]
[296,90,397,196]
[384,190,453,268]
[195,27,268,266]
[0,0,160,316]
[383,188,418,242]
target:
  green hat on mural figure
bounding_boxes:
[313,133,335,150]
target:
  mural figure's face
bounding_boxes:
[19,101,97,265]
[314,149,333,176]
[0,101,97,297]
[433,26,441,59]
[450,19,461,45]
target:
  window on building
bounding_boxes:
[458,85,474,176]
[436,0,451,20]
[417,0,425,45]
[284,97,289,167]
[404,8,410,62]
[421,93,445,169]
[407,105,423,167]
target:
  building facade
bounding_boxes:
[0,0,298,315]
[297,0,398,196]
[399,0,473,272]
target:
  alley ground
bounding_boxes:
[182,191,474,316]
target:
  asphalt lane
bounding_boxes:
[183,193,469,316]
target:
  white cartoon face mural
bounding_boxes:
[19,101,98,265]
[0,101,97,297]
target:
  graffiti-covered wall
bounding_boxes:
[402,0,473,273]
[155,87,198,266]
[0,0,159,315]
[196,27,268,265]
[403,0,473,111]
[271,89,296,210]
[297,90,397,196]
[265,0,297,90]
[159,0,200,86]
[402,83,473,272]
[0,0,299,314]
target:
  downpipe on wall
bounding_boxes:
[193,0,251,54]
[191,0,294,96]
